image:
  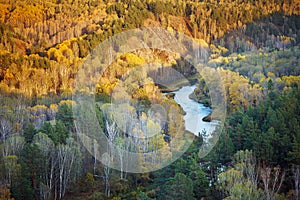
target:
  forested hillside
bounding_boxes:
[0,0,300,199]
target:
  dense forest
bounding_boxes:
[0,0,300,199]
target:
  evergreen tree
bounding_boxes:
[161,173,195,200]
[23,123,36,143]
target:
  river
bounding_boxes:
[171,85,218,137]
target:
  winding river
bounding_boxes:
[171,85,218,137]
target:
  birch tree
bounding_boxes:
[0,117,12,143]
[217,150,264,199]
[2,134,25,157]
[261,166,285,200]
[57,138,81,199]
[293,166,300,200]
[33,132,55,200]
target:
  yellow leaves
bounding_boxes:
[97,77,118,95]
[282,75,300,87]
[33,104,48,111]
[0,82,9,92]
[0,4,9,23]
[217,68,262,112]
[275,77,282,83]
[0,185,14,200]
[59,100,76,106]
[121,53,145,66]
[148,134,166,151]
[167,26,174,32]
[223,57,229,64]
[277,35,296,44]
[259,77,266,84]
[218,46,229,55]
[143,82,162,101]
[48,47,63,62]
[210,44,222,55]
[97,53,161,103]
[146,120,161,136]
[237,54,246,60]
[0,49,10,55]
[7,5,44,28]
[4,71,14,80]
[267,72,275,78]
[86,24,100,34]
[47,41,75,62]
[194,38,209,48]
[85,172,95,184]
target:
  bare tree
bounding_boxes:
[3,134,25,157]
[0,117,12,142]
[102,120,119,197]
[293,166,300,200]
[57,138,81,199]
[261,166,285,200]
[33,132,56,200]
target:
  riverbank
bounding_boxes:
[169,85,217,136]
[159,75,198,93]
[188,90,211,108]
[162,78,213,123]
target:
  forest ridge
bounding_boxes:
[0,0,299,96]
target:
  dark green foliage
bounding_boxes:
[11,143,44,200]
[160,173,195,200]
[95,104,105,130]
[228,87,300,166]
[39,120,68,145]
[11,174,34,200]
[153,149,209,199]
[56,103,74,132]
[23,123,37,143]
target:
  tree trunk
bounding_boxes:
[294,166,300,200]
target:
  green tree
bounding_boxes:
[56,103,74,132]
[12,143,44,200]
[216,150,264,200]
[161,173,195,200]
[39,120,68,145]
[23,123,36,143]
[55,120,69,145]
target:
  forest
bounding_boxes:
[0,0,300,199]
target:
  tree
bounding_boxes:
[161,173,195,200]
[0,117,12,143]
[55,120,68,145]
[186,154,209,199]
[0,184,15,200]
[292,166,300,200]
[57,138,81,199]
[39,120,68,145]
[11,143,44,200]
[216,150,264,200]
[3,155,20,185]
[260,166,285,200]
[33,132,55,200]
[23,123,36,144]
[2,134,25,157]
[136,190,154,200]
[289,126,300,200]
[56,102,74,132]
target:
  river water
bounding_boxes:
[171,85,218,137]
